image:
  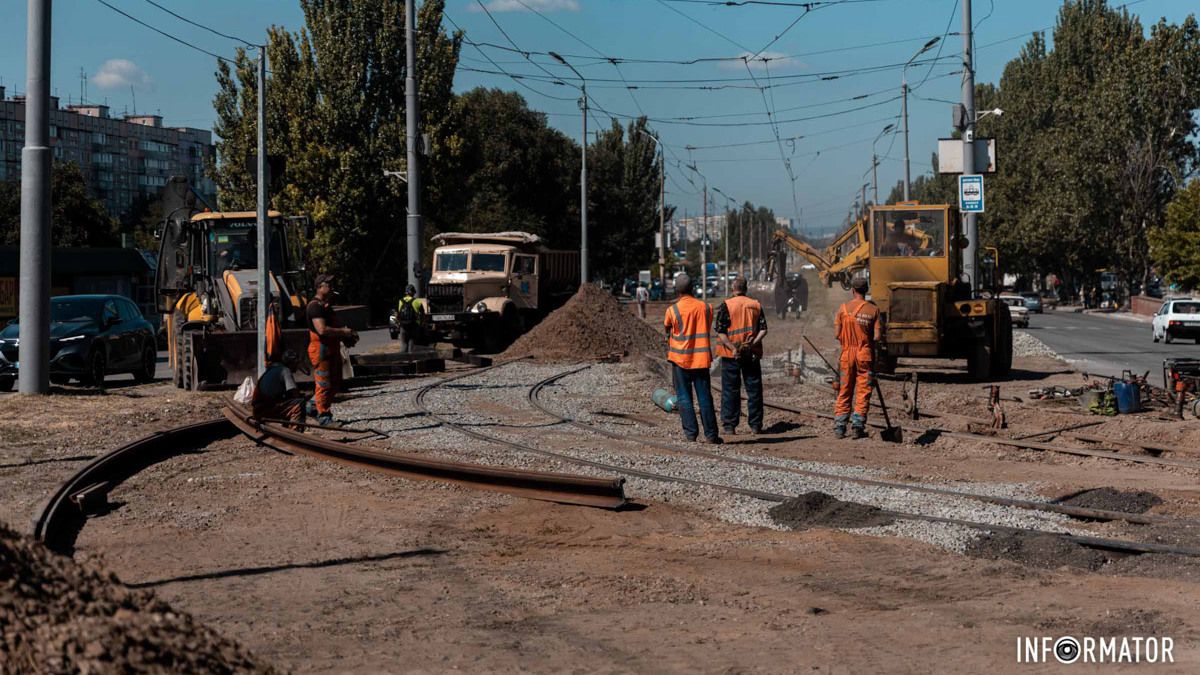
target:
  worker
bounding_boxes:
[251,349,307,426]
[306,273,359,426]
[396,284,423,353]
[880,219,920,256]
[664,273,721,444]
[833,276,882,439]
[715,276,768,435]
[635,281,650,319]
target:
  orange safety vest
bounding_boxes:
[665,295,714,369]
[715,294,764,359]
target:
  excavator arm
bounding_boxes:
[769,221,871,289]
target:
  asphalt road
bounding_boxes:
[1025,309,1197,381]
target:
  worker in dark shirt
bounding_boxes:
[714,276,769,435]
[252,349,307,426]
[306,273,358,426]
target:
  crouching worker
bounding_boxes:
[252,349,307,427]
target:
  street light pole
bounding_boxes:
[404,0,423,293]
[961,0,978,292]
[701,181,708,301]
[870,123,895,206]
[902,37,940,203]
[18,0,51,394]
[550,52,588,285]
[255,46,269,377]
[638,130,667,293]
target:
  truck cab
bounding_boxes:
[422,232,579,351]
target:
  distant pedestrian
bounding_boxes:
[396,284,423,353]
[664,274,721,444]
[833,277,881,439]
[715,276,767,435]
[636,282,650,319]
[1090,287,1099,309]
[1079,286,1087,308]
[306,274,359,426]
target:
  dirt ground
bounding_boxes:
[4,281,1200,672]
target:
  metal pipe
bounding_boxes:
[18,0,52,394]
[405,0,424,293]
[256,47,268,378]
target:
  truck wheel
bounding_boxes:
[181,337,200,392]
[84,349,107,388]
[967,341,992,381]
[992,307,1013,377]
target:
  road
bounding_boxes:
[1025,309,1196,380]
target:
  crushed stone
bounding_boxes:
[768,491,896,530]
[964,531,1109,571]
[1060,487,1163,515]
[503,284,664,362]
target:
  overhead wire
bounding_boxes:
[140,0,257,47]
[92,0,243,62]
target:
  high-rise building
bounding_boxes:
[0,87,216,221]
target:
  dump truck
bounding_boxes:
[154,178,313,390]
[768,201,1012,380]
[421,232,580,351]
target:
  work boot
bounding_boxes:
[305,399,317,418]
[852,427,868,440]
[316,413,338,428]
[702,436,724,445]
[834,427,847,439]
[750,426,763,435]
[723,427,737,436]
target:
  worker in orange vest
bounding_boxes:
[715,276,768,435]
[834,276,881,439]
[664,273,721,444]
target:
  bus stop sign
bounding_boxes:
[959,174,984,213]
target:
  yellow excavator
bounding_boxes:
[154,178,313,390]
[768,201,1012,380]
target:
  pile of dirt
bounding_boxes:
[768,491,896,530]
[965,531,1109,571]
[1060,488,1163,514]
[503,284,665,362]
[0,522,271,673]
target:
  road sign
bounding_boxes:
[959,174,985,213]
[937,138,997,173]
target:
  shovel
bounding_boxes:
[871,378,903,443]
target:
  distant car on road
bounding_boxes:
[1021,292,1043,313]
[1152,298,1200,344]
[999,295,1031,328]
[0,294,157,390]
[1040,290,1058,310]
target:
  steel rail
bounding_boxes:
[34,418,237,555]
[528,369,1185,526]
[222,402,625,509]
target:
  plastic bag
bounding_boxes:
[340,344,354,380]
[233,376,255,404]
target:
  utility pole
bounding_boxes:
[701,182,708,301]
[18,0,51,394]
[405,0,423,293]
[902,81,911,201]
[737,207,744,279]
[255,47,269,377]
[658,147,665,292]
[723,200,729,297]
[550,52,588,285]
[872,154,879,205]
[749,209,755,281]
[961,0,978,292]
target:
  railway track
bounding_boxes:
[416,361,1200,558]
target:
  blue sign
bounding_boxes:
[959,174,985,213]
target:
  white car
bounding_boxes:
[999,295,1030,328]
[1152,298,1200,343]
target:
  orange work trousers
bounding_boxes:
[834,348,873,426]
[307,334,342,416]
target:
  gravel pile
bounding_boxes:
[768,492,896,530]
[1013,330,1059,359]
[0,522,271,674]
[1061,487,1164,514]
[965,531,1109,570]
[503,284,663,362]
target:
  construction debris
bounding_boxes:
[503,284,664,362]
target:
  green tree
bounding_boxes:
[586,117,664,283]
[0,162,117,247]
[1149,180,1200,289]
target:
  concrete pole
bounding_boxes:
[580,86,589,285]
[658,146,666,292]
[961,0,978,292]
[405,0,423,293]
[700,183,708,301]
[724,202,729,297]
[255,47,269,378]
[872,154,879,205]
[902,81,911,201]
[18,0,51,394]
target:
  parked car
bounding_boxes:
[1152,298,1200,344]
[0,294,157,390]
[1021,292,1043,313]
[999,295,1031,328]
[1040,290,1058,310]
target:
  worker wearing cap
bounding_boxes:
[664,273,721,444]
[834,276,881,439]
[715,276,768,435]
[306,273,358,426]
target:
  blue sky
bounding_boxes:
[1,0,1193,236]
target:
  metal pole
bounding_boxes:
[580,86,588,285]
[255,47,269,378]
[961,0,978,292]
[405,0,423,293]
[658,148,666,292]
[738,207,744,279]
[724,202,729,297]
[902,81,911,201]
[18,0,51,394]
[701,182,708,301]
[872,154,879,205]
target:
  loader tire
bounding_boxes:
[967,340,992,381]
[181,335,200,392]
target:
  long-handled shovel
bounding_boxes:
[871,378,903,443]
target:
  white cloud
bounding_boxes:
[92,59,155,91]
[469,0,580,13]
[718,51,803,71]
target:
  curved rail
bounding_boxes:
[222,402,626,509]
[34,418,237,555]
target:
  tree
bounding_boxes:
[0,162,117,247]
[1149,180,1200,289]
[586,117,664,282]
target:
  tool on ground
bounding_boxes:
[651,387,678,413]
[871,377,903,443]
[802,336,839,387]
[1163,358,1200,418]
[984,385,1007,430]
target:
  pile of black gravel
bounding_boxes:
[768,491,896,530]
[965,531,1109,571]
[0,522,272,674]
[1060,488,1163,515]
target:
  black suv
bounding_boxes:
[0,294,157,390]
